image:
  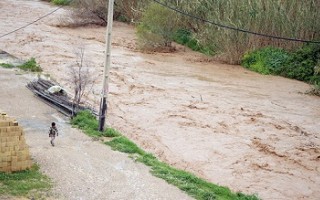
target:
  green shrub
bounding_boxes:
[136,24,169,50]
[280,45,320,82]
[17,58,42,72]
[136,3,178,51]
[242,47,289,75]
[241,45,320,86]
[173,29,192,45]
[51,0,71,5]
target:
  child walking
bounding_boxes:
[49,122,58,146]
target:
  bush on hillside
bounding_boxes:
[136,3,178,51]
[241,44,320,85]
[280,45,320,82]
[242,47,289,74]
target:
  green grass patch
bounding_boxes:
[72,111,260,200]
[105,136,145,155]
[71,110,121,138]
[51,0,71,5]
[0,164,51,197]
[102,127,121,137]
[17,58,42,72]
[148,164,256,200]
[0,63,15,68]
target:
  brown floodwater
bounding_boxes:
[1,1,319,199]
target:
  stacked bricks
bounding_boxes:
[0,111,33,172]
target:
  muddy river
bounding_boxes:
[1,1,319,199]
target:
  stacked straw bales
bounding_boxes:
[0,111,32,172]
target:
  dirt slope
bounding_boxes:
[0,0,319,199]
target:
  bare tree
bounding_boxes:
[69,0,145,26]
[68,47,96,115]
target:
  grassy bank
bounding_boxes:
[0,164,51,198]
[71,111,259,200]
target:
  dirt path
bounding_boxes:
[0,68,192,200]
[1,1,320,199]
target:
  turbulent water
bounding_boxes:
[1,1,320,199]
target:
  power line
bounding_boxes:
[153,0,320,44]
[0,4,66,39]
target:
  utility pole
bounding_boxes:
[99,0,115,131]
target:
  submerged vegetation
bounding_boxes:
[72,111,260,200]
[17,58,42,72]
[0,63,14,68]
[40,0,71,5]
[51,0,71,5]
[0,58,42,72]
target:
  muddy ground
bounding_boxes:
[1,0,319,199]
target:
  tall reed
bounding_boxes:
[166,0,320,63]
